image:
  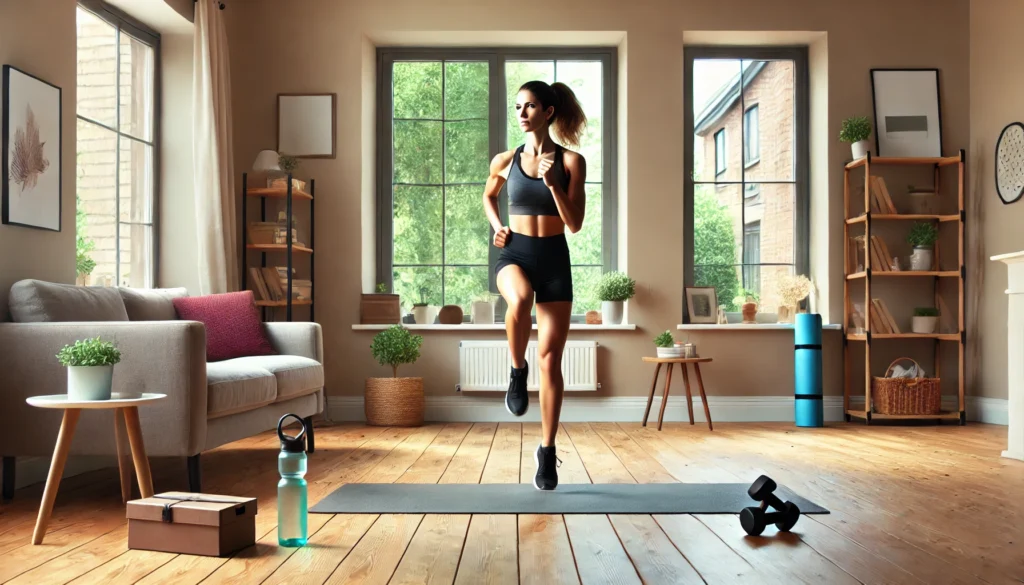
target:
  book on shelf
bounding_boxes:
[869,298,901,334]
[869,175,897,214]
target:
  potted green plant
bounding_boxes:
[912,307,939,334]
[840,116,872,160]
[653,330,682,358]
[56,336,121,401]
[360,281,401,324]
[907,222,939,271]
[597,271,636,325]
[269,153,305,192]
[733,289,760,324]
[366,325,424,426]
[411,288,436,324]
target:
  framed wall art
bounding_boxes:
[870,68,942,158]
[277,93,336,159]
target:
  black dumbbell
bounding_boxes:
[740,475,801,536]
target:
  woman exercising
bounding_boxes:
[481,80,587,490]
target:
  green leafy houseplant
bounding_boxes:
[278,153,300,175]
[839,116,872,143]
[56,336,121,367]
[376,282,387,293]
[654,330,674,348]
[914,307,939,317]
[597,272,636,302]
[907,222,939,248]
[370,325,423,378]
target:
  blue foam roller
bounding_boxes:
[794,313,824,427]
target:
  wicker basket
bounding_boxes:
[365,377,424,426]
[871,357,941,415]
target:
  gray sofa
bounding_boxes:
[0,279,324,498]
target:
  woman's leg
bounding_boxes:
[496,265,534,368]
[535,301,572,447]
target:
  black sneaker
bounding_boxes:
[505,362,529,416]
[534,444,561,490]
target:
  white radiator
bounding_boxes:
[457,340,598,392]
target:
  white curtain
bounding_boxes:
[192,0,238,294]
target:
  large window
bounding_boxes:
[76,1,158,288]
[377,48,617,319]
[684,47,808,314]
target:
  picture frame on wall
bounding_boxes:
[870,68,942,158]
[2,64,62,231]
[685,286,718,324]
[277,93,336,159]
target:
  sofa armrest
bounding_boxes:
[0,321,207,458]
[263,322,323,362]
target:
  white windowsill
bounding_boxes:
[351,323,637,331]
[676,323,843,331]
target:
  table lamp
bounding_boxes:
[252,149,281,172]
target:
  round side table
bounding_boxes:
[25,392,166,545]
[640,357,714,431]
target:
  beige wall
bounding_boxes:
[971,0,1024,401]
[0,0,78,314]
[219,0,971,402]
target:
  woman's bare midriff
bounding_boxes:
[509,214,566,237]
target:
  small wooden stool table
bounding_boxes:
[25,392,165,545]
[641,357,714,431]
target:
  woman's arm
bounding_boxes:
[541,151,586,233]
[483,150,515,239]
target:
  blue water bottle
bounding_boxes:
[277,414,308,547]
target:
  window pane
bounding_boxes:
[744,105,759,165]
[693,59,741,182]
[444,266,489,310]
[694,184,741,311]
[555,61,602,177]
[505,61,554,150]
[76,7,117,127]
[393,186,442,265]
[119,33,154,141]
[566,184,602,265]
[745,183,794,264]
[77,120,117,287]
[571,266,602,314]
[394,266,443,313]
[445,120,489,183]
[119,137,153,223]
[742,222,761,293]
[445,184,489,265]
[444,61,488,119]
[393,62,442,119]
[394,120,442,184]
[743,60,794,182]
[119,223,152,288]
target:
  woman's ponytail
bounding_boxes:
[549,82,587,149]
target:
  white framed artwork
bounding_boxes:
[870,68,942,158]
[277,93,336,158]
[3,65,61,231]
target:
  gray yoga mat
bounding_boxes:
[310,483,829,515]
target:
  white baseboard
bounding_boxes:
[329,395,1009,425]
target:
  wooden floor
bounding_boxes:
[1,421,1022,584]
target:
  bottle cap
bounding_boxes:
[277,414,307,453]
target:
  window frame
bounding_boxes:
[683,46,810,311]
[76,0,161,288]
[376,46,618,319]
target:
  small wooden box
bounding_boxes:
[360,293,401,324]
[127,492,257,557]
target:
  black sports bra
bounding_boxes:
[506,144,570,216]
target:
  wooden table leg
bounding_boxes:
[114,408,134,503]
[642,363,662,427]
[693,363,714,431]
[123,407,154,498]
[32,409,81,545]
[679,363,695,425]
[657,364,674,431]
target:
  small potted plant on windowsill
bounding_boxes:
[360,282,401,324]
[840,116,873,160]
[911,307,939,334]
[907,221,939,271]
[56,336,122,401]
[597,271,636,325]
[366,325,424,426]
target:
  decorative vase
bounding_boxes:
[911,316,938,334]
[585,310,602,324]
[412,305,429,324]
[851,140,871,160]
[909,246,933,271]
[741,302,758,324]
[602,300,624,325]
[471,301,494,324]
[777,305,795,324]
[439,305,463,325]
[364,377,424,427]
[67,365,113,401]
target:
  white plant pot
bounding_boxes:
[67,365,113,401]
[909,247,933,271]
[656,346,684,358]
[851,139,871,160]
[601,300,624,325]
[471,301,495,324]
[911,315,938,334]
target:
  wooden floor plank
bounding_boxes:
[652,514,771,585]
[388,514,472,585]
[607,515,704,585]
[562,515,641,585]
[452,514,518,585]
[518,514,581,585]
[323,513,424,585]
[260,514,379,585]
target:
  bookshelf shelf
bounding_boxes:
[240,172,315,322]
[843,150,966,425]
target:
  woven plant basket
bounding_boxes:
[365,377,424,426]
[871,357,941,415]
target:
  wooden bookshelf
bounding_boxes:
[245,187,313,200]
[842,150,966,424]
[246,244,314,254]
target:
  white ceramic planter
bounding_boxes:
[851,139,871,160]
[412,305,439,324]
[471,301,495,324]
[67,365,113,401]
[656,346,684,358]
[602,300,624,325]
[911,315,938,334]
[910,247,933,271]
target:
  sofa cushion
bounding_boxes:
[119,287,188,320]
[224,355,324,401]
[171,290,276,362]
[206,360,277,418]
[9,279,129,322]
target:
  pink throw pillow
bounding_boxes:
[172,290,277,362]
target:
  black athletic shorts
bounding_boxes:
[495,231,573,303]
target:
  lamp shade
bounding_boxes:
[252,149,281,171]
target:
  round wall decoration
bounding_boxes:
[995,121,1024,204]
